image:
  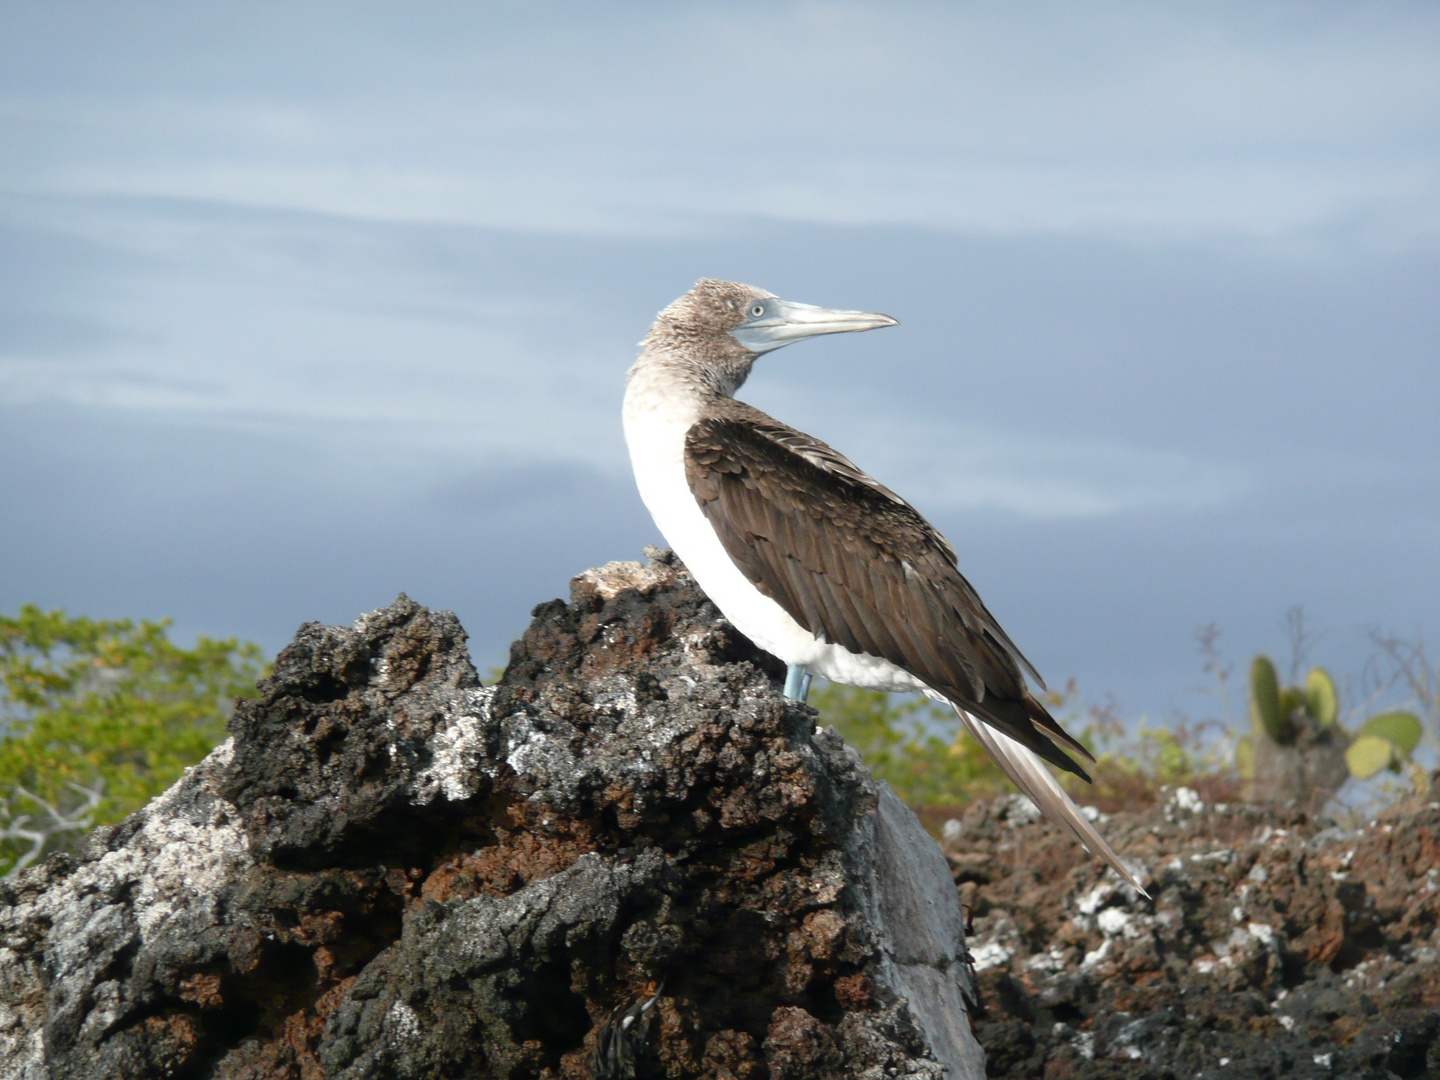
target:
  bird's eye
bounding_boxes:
[750,304,766,318]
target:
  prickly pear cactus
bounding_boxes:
[1243,657,1346,804]
[1344,710,1424,781]
[1249,655,1290,744]
[1241,655,1426,803]
[1305,668,1338,727]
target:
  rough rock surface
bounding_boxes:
[940,787,1440,1078]
[1246,715,1350,805]
[0,549,982,1080]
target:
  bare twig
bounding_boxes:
[1282,605,1321,684]
[1364,629,1438,745]
[1195,623,1233,729]
[1,780,104,881]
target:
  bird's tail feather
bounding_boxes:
[953,704,1149,897]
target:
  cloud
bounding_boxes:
[2,3,1437,244]
[0,309,125,358]
[0,193,1263,524]
[8,190,1432,535]
[2,5,1437,720]
[846,417,1248,519]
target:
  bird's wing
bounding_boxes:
[684,400,1092,777]
[953,705,1148,896]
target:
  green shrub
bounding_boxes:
[0,605,266,877]
[810,682,1010,806]
[814,680,1234,812]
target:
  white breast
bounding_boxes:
[622,364,928,695]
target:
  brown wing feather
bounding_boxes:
[685,400,1094,777]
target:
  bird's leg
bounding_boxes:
[784,664,813,701]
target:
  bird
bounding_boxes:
[622,279,1144,894]
[587,981,664,1080]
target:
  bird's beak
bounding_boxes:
[730,299,898,354]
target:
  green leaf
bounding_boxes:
[1345,734,1397,780]
[1249,655,1290,743]
[1304,668,1338,726]
[1358,711,1423,759]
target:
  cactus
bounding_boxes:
[1345,735,1395,779]
[1305,668,1338,727]
[1360,710,1424,756]
[1249,655,1290,743]
[1242,654,1422,800]
[1278,686,1306,721]
[1248,659,1343,746]
[1344,711,1423,780]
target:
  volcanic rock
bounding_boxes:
[0,549,983,1080]
[946,786,1440,1078]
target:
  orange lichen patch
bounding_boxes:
[650,998,701,1076]
[383,865,423,902]
[311,946,338,982]
[281,1010,329,1080]
[212,976,357,1080]
[702,1028,765,1079]
[290,909,344,947]
[1294,896,1348,965]
[314,975,357,1019]
[556,1046,593,1079]
[421,802,600,903]
[142,1011,201,1054]
[178,971,224,1010]
[796,909,846,961]
[832,973,873,1012]
[764,1006,843,1078]
[136,1011,204,1077]
[600,782,634,810]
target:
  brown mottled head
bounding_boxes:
[651,279,774,342]
[639,279,898,398]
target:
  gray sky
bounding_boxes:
[2,2,1437,723]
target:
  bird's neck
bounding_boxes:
[624,347,746,421]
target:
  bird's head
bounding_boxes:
[641,279,897,396]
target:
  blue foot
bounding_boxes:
[784,664,813,702]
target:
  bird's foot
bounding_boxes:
[783,664,812,701]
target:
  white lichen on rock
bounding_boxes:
[0,738,250,1079]
[574,559,670,601]
[412,687,497,804]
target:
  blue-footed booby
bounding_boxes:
[623,279,1143,893]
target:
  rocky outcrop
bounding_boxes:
[943,787,1440,1078]
[0,549,982,1080]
